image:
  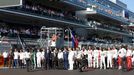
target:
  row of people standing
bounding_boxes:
[2,48,72,70]
[82,46,134,70]
[2,49,31,68]
[2,46,134,70]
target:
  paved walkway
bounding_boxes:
[0,69,134,75]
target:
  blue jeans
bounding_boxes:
[64,60,68,70]
[14,59,18,68]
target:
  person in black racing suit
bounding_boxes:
[79,55,88,72]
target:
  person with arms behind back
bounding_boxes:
[13,49,19,68]
[118,46,126,70]
[2,50,8,68]
[68,48,75,70]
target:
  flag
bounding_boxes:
[69,28,79,48]
[75,38,79,48]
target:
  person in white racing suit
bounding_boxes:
[100,48,106,69]
[112,47,118,69]
[87,46,93,68]
[68,48,75,70]
[36,49,42,68]
[107,47,113,68]
[93,47,99,68]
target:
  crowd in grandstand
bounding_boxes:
[89,0,126,19]
[89,37,122,44]
[18,4,84,24]
[1,46,134,71]
[0,27,40,37]
[87,21,130,33]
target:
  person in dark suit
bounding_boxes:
[63,48,68,70]
[52,48,58,69]
[45,47,51,70]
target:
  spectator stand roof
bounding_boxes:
[0,0,22,8]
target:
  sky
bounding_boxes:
[121,0,134,12]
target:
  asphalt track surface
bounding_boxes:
[0,68,134,75]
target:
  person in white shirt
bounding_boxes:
[81,47,87,56]
[87,46,93,67]
[19,50,25,68]
[13,49,19,68]
[93,47,99,68]
[126,47,132,70]
[118,47,126,69]
[25,50,31,59]
[75,48,82,60]
[41,49,45,68]
[36,49,42,68]
[112,47,118,69]
[25,49,31,70]
[100,48,106,69]
[2,51,8,67]
[58,49,63,69]
[107,47,113,68]
[23,50,26,65]
[75,48,82,69]
[68,48,75,70]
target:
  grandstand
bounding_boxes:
[0,0,133,50]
